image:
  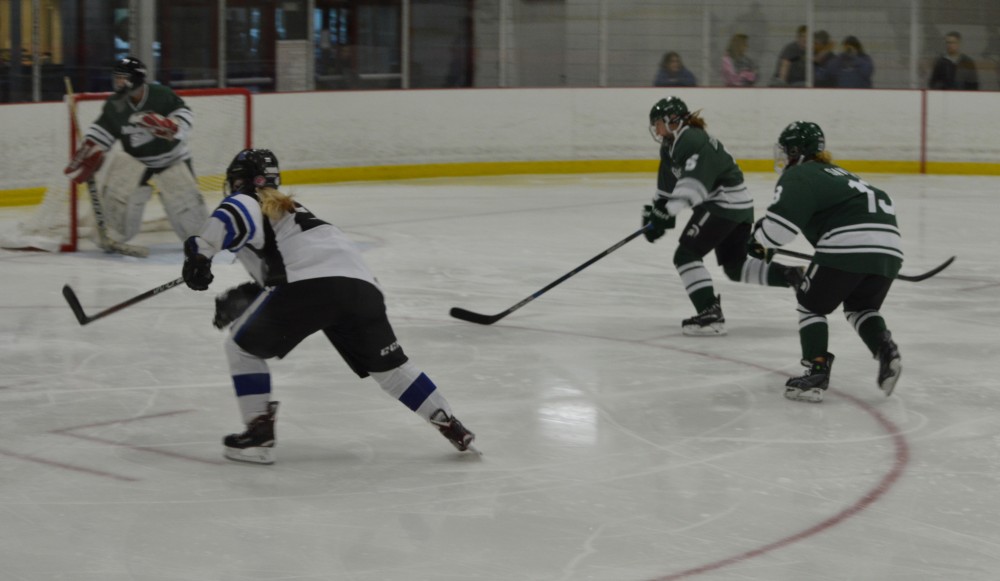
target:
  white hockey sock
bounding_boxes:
[371,361,452,421]
[225,335,272,423]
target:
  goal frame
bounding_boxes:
[64,87,252,252]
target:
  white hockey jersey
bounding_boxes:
[190,192,378,288]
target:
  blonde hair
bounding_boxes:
[258,186,296,221]
[816,150,833,164]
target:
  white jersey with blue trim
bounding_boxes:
[191,192,378,288]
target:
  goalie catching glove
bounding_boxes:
[641,199,676,243]
[64,138,106,184]
[182,237,214,291]
[137,112,180,140]
[213,281,263,329]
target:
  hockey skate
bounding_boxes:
[682,295,726,336]
[430,409,478,454]
[223,401,279,464]
[875,331,901,397]
[785,354,834,403]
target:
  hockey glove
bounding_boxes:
[747,220,775,263]
[642,199,676,243]
[64,138,105,184]
[213,281,263,329]
[182,237,214,291]
[137,112,179,140]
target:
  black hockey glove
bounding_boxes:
[182,237,214,291]
[642,199,676,243]
[213,281,263,329]
[747,220,775,263]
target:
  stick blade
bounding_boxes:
[449,307,503,326]
[897,255,955,282]
[61,284,91,325]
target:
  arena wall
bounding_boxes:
[0,87,997,206]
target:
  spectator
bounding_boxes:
[929,31,979,90]
[654,51,697,87]
[721,34,758,86]
[812,30,837,87]
[772,25,808,86]
[828,35,874,88]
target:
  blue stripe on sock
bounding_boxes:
[233,373,271,397]
[398,373,437,412]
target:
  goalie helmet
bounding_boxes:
[112,56,147,95]
[225,148,281,196]
[648,96,690,143]
[775,121,825,172]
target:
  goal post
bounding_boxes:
[3,87,252,253]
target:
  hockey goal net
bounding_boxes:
[1,87,251,252]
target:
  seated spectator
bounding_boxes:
[812,30,837,87]
[721,34,758,86]
[929,31,979,90]
[828,35,874,88]
[654,51,697,87]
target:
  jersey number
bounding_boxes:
[848,180,896,215]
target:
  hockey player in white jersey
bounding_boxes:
[181,148,476,463]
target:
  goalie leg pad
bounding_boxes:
[154,164,209,239]
[103,184,152,242]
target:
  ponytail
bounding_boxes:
[258,187,296,221]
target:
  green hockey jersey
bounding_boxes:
[756,161,903,278]
[655,125,753,224]
[84,83,193,170]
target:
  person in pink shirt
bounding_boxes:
[721,34,758,87]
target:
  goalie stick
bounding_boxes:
[449,225,650,325]
[64,77,149,258]
[773,248,955,282]
[62,277,185,326]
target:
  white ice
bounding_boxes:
[0,173,998,581]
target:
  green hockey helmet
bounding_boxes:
[776,121,825,171]
[649,96,690,143]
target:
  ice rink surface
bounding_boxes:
[0,172,998,581]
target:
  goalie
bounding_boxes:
[63,56,208,244]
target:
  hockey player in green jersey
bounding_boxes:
[642,96,802,335]
[63,56,208,245]
[749,121,902,403]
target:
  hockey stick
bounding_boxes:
[773,248,955,282]
[449,225,651,325]
[64,77,149,258]
[62,277,185,326]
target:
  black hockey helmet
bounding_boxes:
[225,148,281,196]
[112,56,147,94]
[775,121,825,171]
[648,96,690,143]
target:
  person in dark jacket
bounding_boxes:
[654,51,697,87]
[828,36,874,88]
[929,31,979,90]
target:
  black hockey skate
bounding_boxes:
[785,354,834,403]
[430,409,478,453]
[682,295,726,336]
[875,331,901,397]
[224,401,279,464]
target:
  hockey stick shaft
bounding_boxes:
[62,278,186,325]
[773,248,955,282]
[450,225,650,325]
[64,77,149,258]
